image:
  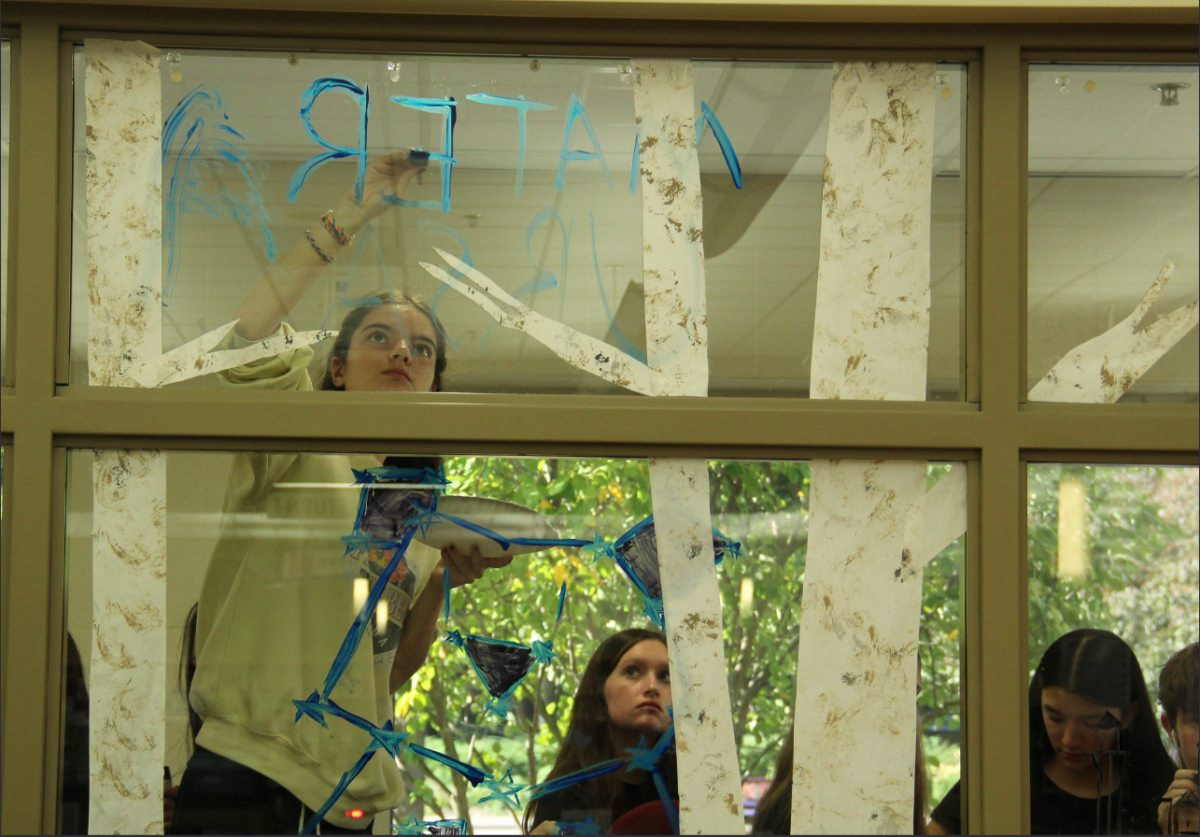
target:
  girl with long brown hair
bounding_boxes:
[523,629,679,834]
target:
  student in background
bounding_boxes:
[522,629,677,834]
[1157,641,1199,834]
[929,629,1175,835]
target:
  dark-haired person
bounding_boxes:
[1157,641,1199,834]
[172,152,510,834]
[928,629,1176,835]
[523,629,678,834]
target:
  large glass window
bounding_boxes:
[68,48,967,399]
[64,450,963,833]
[1027,65,1199,404]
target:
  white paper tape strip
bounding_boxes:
[420,250,662,395]
[634,58,742,835]
[90,450,167,834]
[633,59,709,399]
[792,460,929,834]
[1029,260,1199,403]
[810,62,936,402]
[649,458,746,834]
[86,39,167,835]
[129,321,336,388]
[86,39,163,389]
[794,62,948,834]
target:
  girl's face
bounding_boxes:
[604,640,672,737]
[331,304,438,393]
[1041,686,1135,775]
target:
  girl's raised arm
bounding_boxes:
[233,150,426,341]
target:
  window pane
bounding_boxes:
[1028,65,1200,404]
[64,451,963,833]
[68,48,966,400]
[2,39,12,386]
[1025,464,1199,834]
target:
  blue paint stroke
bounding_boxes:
[302,749,377,834]
[528,759,628,801]
[555,818,601,836]
[322,528,416,700]
[406,741,489,786]
[465,93,555,196]
[521,208,572,323]
[629,132,640,195]
[386,97,458,213]
[555,581,567,623]
[695,102,743,189]
[287,77,370,203]
[556,94,612,191]
[588,211,647,364]
[162,85,275,300]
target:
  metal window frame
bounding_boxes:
[0,4,1197,834]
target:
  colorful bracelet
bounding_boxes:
[305,229,336,264]
[321,210,354,247]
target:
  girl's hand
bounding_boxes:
[440,544,513,588]
[1159,769,1199,834]
[337,150,426,229]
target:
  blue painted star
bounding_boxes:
[624,736,659,773]
[367,719,410,759]
[392,814,427,835]
[292,690,328,728]
[531,639,556,665]
[477,769,526,810]
[443,629,465,649]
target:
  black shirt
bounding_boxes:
[930,763,1160,835]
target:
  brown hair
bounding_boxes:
[318,291,449,392]
[1159,641,1199,726]
[522,628,671,832]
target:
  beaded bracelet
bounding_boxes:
[305,230,336,263]
[321,210,354,247]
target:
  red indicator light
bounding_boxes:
[346,809,365,819]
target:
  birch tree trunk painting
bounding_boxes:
[86,38,169,835]
[633,58,746,835]
[791,62,962,835]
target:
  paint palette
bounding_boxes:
[413,496,561,558]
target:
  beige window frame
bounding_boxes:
[1,3,1196,834]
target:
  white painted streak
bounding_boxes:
[634,59,741,835]
[633,59,708,398]
[130,321,336,387]
[86,39,167,835]
[795,62,943,834]
[90,450,167,835]
[421,249,662,395]
[810,62,936,402]
[899,464,967,583]
[649,458,745,834]
[1029,260,1199,403]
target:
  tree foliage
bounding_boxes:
[396,459,1195,825]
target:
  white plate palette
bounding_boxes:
[412,495,563,558]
